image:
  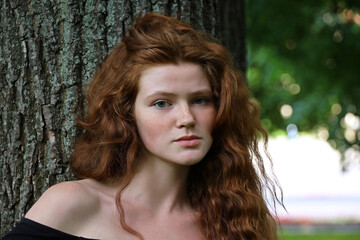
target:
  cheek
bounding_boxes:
[199,108,216,132]
[136,113,168,142]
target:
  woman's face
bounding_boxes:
[134,62,216,166]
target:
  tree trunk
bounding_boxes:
[218,0,246,72]
[0,0,245,235]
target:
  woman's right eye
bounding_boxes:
[153,100,170,109]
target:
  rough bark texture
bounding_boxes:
[0,0,245,235]
[218,0,246,72]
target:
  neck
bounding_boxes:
[122,152,191,215]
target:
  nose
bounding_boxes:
[176,103,195,128]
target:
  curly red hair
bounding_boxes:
[71,13,281,240]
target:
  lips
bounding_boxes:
[175,135,201,147]
[176,135,200,141]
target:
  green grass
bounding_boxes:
[279,233,360,240]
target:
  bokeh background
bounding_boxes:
[1,0,358,238]
[245,0,360,239]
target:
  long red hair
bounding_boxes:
[71,13,281,240]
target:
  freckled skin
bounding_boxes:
[134,62,216,166]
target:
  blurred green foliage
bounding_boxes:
[279,233,360,240]
[245,0,360,167]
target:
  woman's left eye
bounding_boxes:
[193,97,211,105]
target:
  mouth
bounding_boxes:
[175,135,201,147]
[176,135,200,141]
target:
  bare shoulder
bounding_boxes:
[25,180,101,231]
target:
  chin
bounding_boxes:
[175,153,206,166]
[174,147,211,166]
[180,158,203,166]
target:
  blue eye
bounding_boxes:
[153,100,170,108]
[193,97,210,105]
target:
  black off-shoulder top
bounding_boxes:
[2,218,98,240]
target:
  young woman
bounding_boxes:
[3,13,281,240]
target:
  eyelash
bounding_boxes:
[153,100,170,108]
[192,97,211,105]
[152,97,212,109]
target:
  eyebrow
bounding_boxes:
[145,89,213,100]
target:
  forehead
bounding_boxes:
[137,62,211,95]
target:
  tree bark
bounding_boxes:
[218,0,246,72]
[0,0,245,235]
